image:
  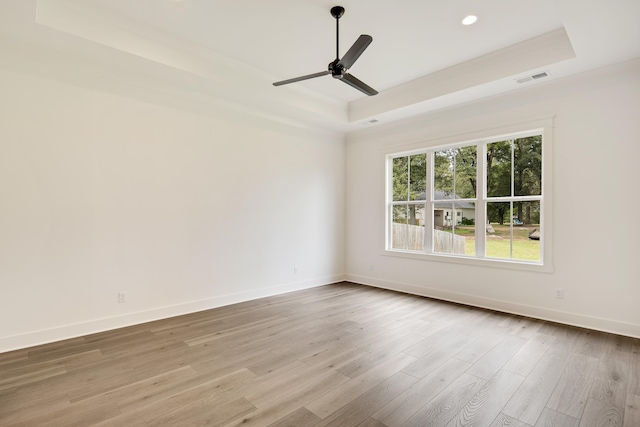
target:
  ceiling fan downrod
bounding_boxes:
[331,6,345,60]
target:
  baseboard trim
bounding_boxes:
[345,274,640,339]
[0,275,345,353]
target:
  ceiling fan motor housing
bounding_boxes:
[329,60,346,78]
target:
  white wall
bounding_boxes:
[1,48,638,354]
[345,59,640,338]
[0,64,345,352]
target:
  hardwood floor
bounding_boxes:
[1,282,638,426]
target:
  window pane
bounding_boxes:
[408,204,425,251]
[512,201,541,262]
[456,203,476,256]
[434,150,453,199]
[433,204,453,254]
[486,202,512,259]
[454,145,477,198]
[391,205,408,250]
[391,204,425,251]
[512,200,540,226]
[407,204,425,227]
[392,157,408,201]
[514,136,542,196]
[433,204,471,255]
[487,140,512,197]
[409,154,427,201]
[486,201,541,262]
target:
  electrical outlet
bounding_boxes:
[118,292,127,303]
[368,264,374,270]
[293,266,298,275]
[555,288,564,299]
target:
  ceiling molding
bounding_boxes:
[34,0,351,130]
[349,28,575,123]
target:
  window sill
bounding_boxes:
[382,249,553,273]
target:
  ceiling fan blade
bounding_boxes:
[273,71,329,86]
[337,35,373,70]
[340,73,378,96]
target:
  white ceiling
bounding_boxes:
[1,0,639,132]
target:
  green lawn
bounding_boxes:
[456,224,540,261]
[485,238,540,261]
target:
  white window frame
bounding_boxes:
[384,118,553,272]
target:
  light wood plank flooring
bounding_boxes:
[1,282,638,426]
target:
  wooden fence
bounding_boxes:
[392,223,466,254]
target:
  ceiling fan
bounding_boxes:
[273,6,378,96]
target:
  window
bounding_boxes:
[386,127,550,270]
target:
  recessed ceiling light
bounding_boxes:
[462,15,478,26]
